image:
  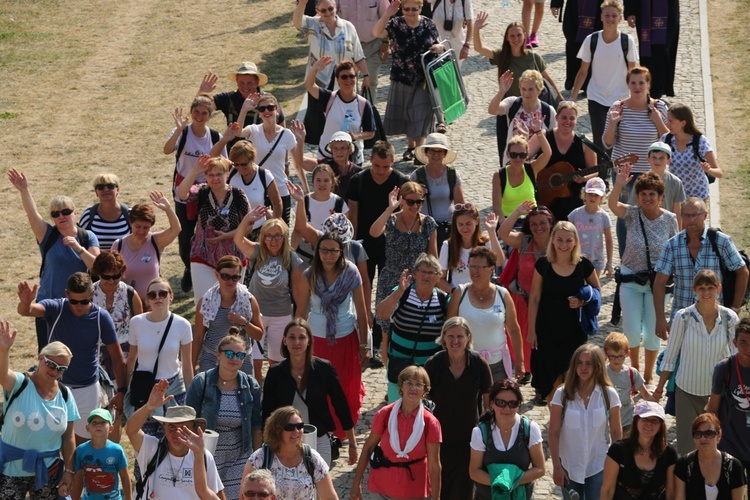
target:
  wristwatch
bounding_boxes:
[117,387,127,395]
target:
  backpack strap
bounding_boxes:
[520,415,531,448]
[324,90,339,116]
[304,195,311,222]
[1,373,30,422]
[175,128,190,165]
[629,367,636,396]
[691,134,702,159]
[257,167,269,194]
[333,195,345,214]
[447,167,457,201]
[126,285,135,315]
[151,234,161,264]
[83,204,100,231]
[301,444,316,479]
[478,420,490,449]
[523,163,539,203]
[39,226,61,278]
[590,31,599,56]
[619,32,629,65]
[262,442,274,470]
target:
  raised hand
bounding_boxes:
[0,322,17,351]
[386,0,401,16]
[17,281,38,305]
[176,425,206,455]
[515,200,537,217]
[388,186,400,210]
[7,168,28,192]
[193,154,212,176]
[484,212,499,232]
[287,180,305,202]
[199,72,218,94]
[241,92,261,112]
[245,204,270,224]
[150,191,171,212]
[223,122,240,141]
[289,120,306,142]
[529,110,545,132]
[173,108,189,130]
[498,70,514,94]
[475,11,489,30]
[609,101,623,124]
[397,269,413,291]
[146,379,174,411]
[614,163,633,187]
[513,118,529,138]
[313,55,333,72]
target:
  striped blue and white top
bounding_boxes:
[78,206,131,251]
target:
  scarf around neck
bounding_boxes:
[388,399,426,459]
[313,263,360,345]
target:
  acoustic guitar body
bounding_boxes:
[536,162,577,207]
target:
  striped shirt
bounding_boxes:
[389,287,448,363]
[78,207,131,251]
[660,304,738,396]
[603,100,667,173]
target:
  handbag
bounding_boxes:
[129,313,174,410]
[387,293,433,384]
[292,377,343,462]
[637,211,674,294]
[363,87,386,150]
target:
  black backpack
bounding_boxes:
[706,228,750,307]
[261,442,315,478]
[82,203,131,232]
[1,373,69,426]
[496,97,551,163]
[40,226,90,278]
[664,132,714,183]
[589,31,629,68]
[304,194,345,222]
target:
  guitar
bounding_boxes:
[536,154,637,207]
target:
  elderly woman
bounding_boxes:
[177,154,251,303]
[262,318,358,466]
[425,317,493,499]
[297,234,370,439]
[8,168,100,351]
[186,332,262,499]
[601,401,678,499]
[469,379,546,499]
[78,173,131,251]
[373,0,445,160]
[411,133,466,247]
[377,253,450,403]
[243,406,337,500]
[655,270,738,455]
[227,140,283,240]
[609,167,678,384]
[447,246,524,382]
[112,191,181,299]
[0,331,78,499]
[193,256,264,378]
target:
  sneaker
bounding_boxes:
[180,269,192,293]
[525,38,533,49]
[532,392,547,406]
[529,32,539,47]
[368,351,384,368]
[519,372,532,385]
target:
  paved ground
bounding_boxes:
[323,0,712,496]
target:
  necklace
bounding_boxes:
[168,452,187,486]
[637,446,649,456]
[403,215,420,234]
[474,285,492,301]
[217,373,235,386]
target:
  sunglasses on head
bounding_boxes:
[338,74,357,80]
[508,151,528,159]
[220,349,247,360]
[404,198,424,206]
[43,356,69,373]
[493,398,520,409]
[454,203,474,211]
[50,208,74,218]
[283,422,305,431]
[257,104,276,113]
[529,205,550,213]
[68,298,91,305]
[316,5,335,13]
[220,273,242,282]
[99,272,122,281]
[692,429,718,439]
[146,290,170,300]
[95,183,117,191]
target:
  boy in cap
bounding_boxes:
[627,141,686,228]
[72,408,130,499]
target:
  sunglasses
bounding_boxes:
[146,290,170,300]
[257,104,277,113]
[454,203,474,211]
[402,6,420,11]
[68,298,91,305]
[338,74,357,80]
[243,492,272,499]
[425,147,446,154]
[264,235,285,242]
[319,247,341,255]
[233,161,251,168]
[493,398,520,409]
[404,198,424,206]
[283,422,306,431]
[221,349,247,360]
[508,151,528,159]
[99,272,122,281]
[316,5,335,13]
[468,264,493,270]
[692,429,718,439]
[219,273,242,282]
[95,183,117,191]
[43,356,69,373]
[50,208,74,218]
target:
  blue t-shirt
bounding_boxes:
[40,300,118,387]
[0,372,80,477]
[37,224,99,301]
[74,440,128,499]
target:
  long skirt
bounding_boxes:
[383,80,435,139]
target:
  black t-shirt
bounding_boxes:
[606,441,678,499]
[346,168,409,258]
[674,450,746,499]
[711,355,750,462]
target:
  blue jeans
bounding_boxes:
[563,468,604,500]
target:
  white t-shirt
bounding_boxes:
[307,195,349,229]
[240,125,297,196]
[470,413,543,452]
[318,93,367,165]
[577,31,638,106]
[229,168,276,230]
[129,313,193,379]
[136,434,223,499]
[438,240,490,287]
[429,0,474,43]
[169,127,227,202]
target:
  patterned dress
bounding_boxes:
[213,389,251,500]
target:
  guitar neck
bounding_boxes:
[557,164,611,184]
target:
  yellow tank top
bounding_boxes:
[501,165,536,217]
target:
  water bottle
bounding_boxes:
[341,110,354,132]
[502,0,509,8]
[567,489,580,500]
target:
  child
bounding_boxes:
[604,332,655,435]
[73,408,131,500]
[567,177,614,277]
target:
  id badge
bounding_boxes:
[428,315,437,323]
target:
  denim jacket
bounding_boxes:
[185,367,261,455]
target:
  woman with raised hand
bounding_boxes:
[8,168,100,351]
[78,173,131,251]
[112,191,181,300]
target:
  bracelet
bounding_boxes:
[76,247,85,255]
[653,389,663,394]
[242,320,250,327]
[117,386,127,394]
[605,262,613,268]
[63,468,75,475]
[463,43,470,48]
[362,74,369,78]
[529,129,541,135]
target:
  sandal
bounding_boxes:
[436,122,447,134]
[402,148,415,162]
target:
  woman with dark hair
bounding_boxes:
[674,413,747,499]
[185,332,262,499]
[297,233,370,438]
[469,379,545,499]
[243,406,337,500]
[112,191,181,299]
[262,318,358,466]
[426,317,493,499]
[549,344,622,499]
[601,401,677,499]
[78,173,131,251]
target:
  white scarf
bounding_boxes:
[388,399,426,459]
[200,282,254,327]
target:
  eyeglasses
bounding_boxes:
[404,198,424,206]
[99,272,122,281]
[95,183,117,191]
[146,290,170,300]
[316,5,335,13]
[416,269,439,276]
[403,381,425,389]
[454,203,474,211]
[264,235,285,242]
[692,429,718,439]
[257,105,277,113]
[493,398,520,409]
[319,247,342,255]
[338,74,357,80]
[468,264,493,270]
[68,298,91,305]
[233,161,251,168]
[425,148,446,154]
[402,6,420,11]
[243,491,272,499]
[220,349,247,361]
[607,354,626,361]
[219,273,242,282]
[50,208,74,218]
[43,356,69,373]
[283,422,306,431]
[681,212,706,219]
[508,151,528,159]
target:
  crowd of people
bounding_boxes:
[1,0,748,499]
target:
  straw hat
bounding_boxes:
[414,133,457,165]
[228,62,269,86]
[152,406,207,430]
